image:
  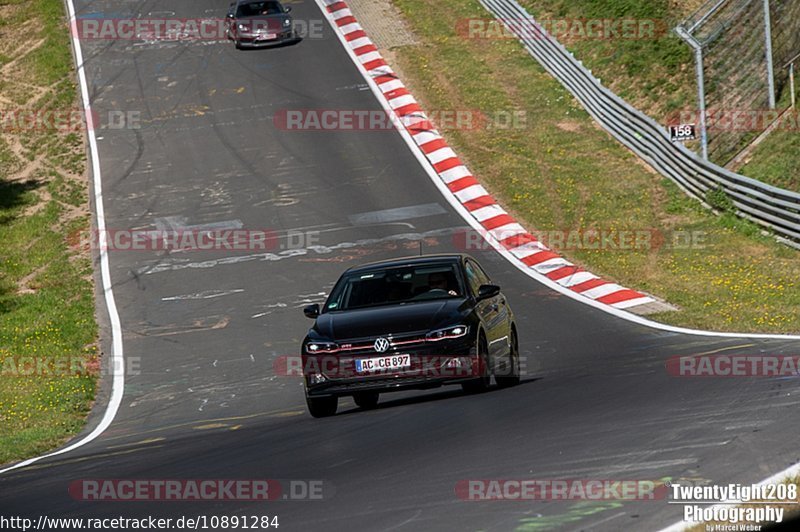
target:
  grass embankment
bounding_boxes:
[389,0,800,333]
[519,0,696,117]
[515,0,799,188]
[0,0,98,464]
[740,130,800,191]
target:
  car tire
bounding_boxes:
[496,328,521,388]
[353,392,379,410]
[234,40,242,50]
[306,396,337,418]
[462,334,491,394]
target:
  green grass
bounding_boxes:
[21,0,74,84]
[0,0,98,465]
[739,129,800,191]
[513,0,800,188]
[518,0,695,116]
[393,0,800,333]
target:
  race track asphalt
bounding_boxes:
[1,1,799,530]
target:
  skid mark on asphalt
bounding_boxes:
[320,232,439,261]
[100,409,306,444]
[125,315,230,338]
[136,227,465,275]
[162,289,245,301]
[192,422,227,430]
[270,410,305,418]
[579,511,628,530]
[105,438,165,450]
[515,502,625,531]
[4,446,166,474]
[154,215,243,233]
[674,343,757,358]
[348,203,447,225]
[251,303,289,318]
[126,371,276,412]
[533,460,698,479]
[251,290,330,318]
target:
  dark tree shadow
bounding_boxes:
[0,178,43,226]
[0,178,45,315]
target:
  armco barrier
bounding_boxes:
[480,0,800,250]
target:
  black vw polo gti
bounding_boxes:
[301,254,520,417]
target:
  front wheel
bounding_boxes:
[462,334,490,394]
[306,396,337,418]
[496,329,520,388]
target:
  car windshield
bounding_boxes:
[325,263,464,311]
[236,1,283,17]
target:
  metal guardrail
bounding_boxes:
[479,0,800,250]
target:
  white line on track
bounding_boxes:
[0,0,125,474]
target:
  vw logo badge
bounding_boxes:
[374,337,390,353]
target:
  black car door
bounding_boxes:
[464,259,509,365]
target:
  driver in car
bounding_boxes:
[428,272,458,296]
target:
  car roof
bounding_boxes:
[344,254,470,274]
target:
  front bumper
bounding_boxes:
[236,30,298,47]
[303,340,479,398]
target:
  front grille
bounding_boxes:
[337,332,428,355]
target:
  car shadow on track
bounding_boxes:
[234,37,303,51]
[335,377,541,416]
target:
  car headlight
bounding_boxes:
[238,23,248,31]
[283,19,291,26]
[426,325,469,342]
[306,341,339,354]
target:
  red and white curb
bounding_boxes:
[321,0,658,313]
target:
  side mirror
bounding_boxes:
[477,284,501,301]
[284,6,292,12]
[304,303,320,319]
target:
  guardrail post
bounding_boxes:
[783,53,800,109]
[763,0,776,109]
[676,26,709,160]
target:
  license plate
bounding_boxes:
[355,354,411,373]
[259,33,277,40]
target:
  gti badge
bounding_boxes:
[373,337,390,353]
